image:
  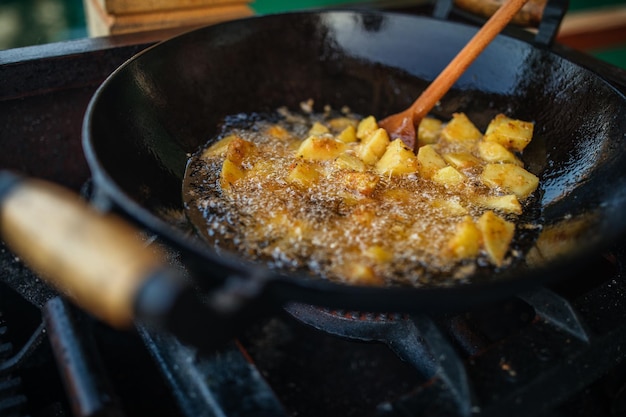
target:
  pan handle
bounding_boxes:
[434,0,569,47]
[0,172,270,352]
[454,0,547,27]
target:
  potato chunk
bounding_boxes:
[441,113,483,143]
[220,159,246,190]
[473,194,522,215]
[443,152,482,170]
[433,166,466,187]
[287,161,321,187]
[417,144,447,178]
[477,210,515,266]
[356,115,378,140]
[477,141,523,166]
[418,117,443,146]
[336,125,357,143]
[202,134,239,158]
[335,153,366,172]
[328,117,358,132]
[484,114,534,152]
[448,216,481,259]
[375,139,419,176]
[357,128,390,165]
[481,163,539,199]
[296,136,347,161]
[226,137,255,166]
[308,121,330,136]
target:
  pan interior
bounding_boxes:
[84,11,626,295]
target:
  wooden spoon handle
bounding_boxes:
[409,0,529,124]
[455,0,546,28]
[0,174,166,328]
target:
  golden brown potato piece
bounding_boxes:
[448,216,482,259]
[356,115,378,140]
[375,139,419,176]
[328,117,358,132]
[477,141,523,166]
[203,134,239,159]
[443,152,482,170]
[226,137,255,166]
[417,144,447,178]
[220,159,246,190]
[484,114,534,152]
[308,121,330,136]
[473,194,522,215]
[357,128,390,165]
[477,210,515,266]
[335,153,366,172]
[418,117,443,146]
[481,163,539,200]
[287,161,321,188]
[336,125,358,143]
[432,166,466,187]
[441,113,483,144]
[296,136,347,161]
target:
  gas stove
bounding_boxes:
[2,7,626,417]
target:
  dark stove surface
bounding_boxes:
[2,10,626,417]
[2,244,626,417]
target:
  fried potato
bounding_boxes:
[375,139,419,176]
[433,166,466,187]
[336,124,358,143]
[220,159,246,190]
[357,128,390,165]
[418,117,443,146]
[356,115,378,140]
[481,163,539,200]
[477,210,515,266]
[477,141,523,166]
[441,113,483,144]
[448,216,482,259]
[484,114,534,152]
[287,161,321,187]
[296,136,347,161]
[417,144,447,178]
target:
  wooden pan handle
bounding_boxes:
[455,0,547,27]
[0,174,167,329]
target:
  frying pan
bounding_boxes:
[2,7,626,351]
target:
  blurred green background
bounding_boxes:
[0,0,624,69]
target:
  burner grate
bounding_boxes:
[0,311,28,417]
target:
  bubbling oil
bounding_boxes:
[183,106,539,287]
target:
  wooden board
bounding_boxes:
[95,0,252,15]
[86,0,254,36]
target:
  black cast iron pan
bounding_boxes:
[1,8,626,352]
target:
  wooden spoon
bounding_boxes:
[378,0,530,150]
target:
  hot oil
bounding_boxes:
[183,108,540,287]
